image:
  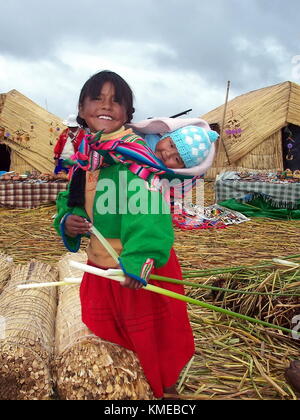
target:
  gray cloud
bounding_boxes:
[0,0,299,119]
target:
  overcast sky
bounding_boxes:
[1,0,300,122]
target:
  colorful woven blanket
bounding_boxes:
[64,130,203,209]
[68,130,199,192]
[74,130,174,180]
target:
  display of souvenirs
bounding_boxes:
[172,202,250,230]
[0,170,68,183]
[277,169,300,181]
[228,171,300,184]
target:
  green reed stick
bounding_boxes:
[150,274,300,297]
[146,283,299,337]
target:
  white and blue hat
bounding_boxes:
[160,126,219,168]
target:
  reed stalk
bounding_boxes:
[145,283,299,337]
[150,274,300,297]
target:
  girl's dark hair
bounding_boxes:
[67,167,86,208]
[77,70,135,128]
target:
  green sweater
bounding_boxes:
[54,163,174,280]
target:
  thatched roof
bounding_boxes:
[201,81,300,164]
[0,89,64,173]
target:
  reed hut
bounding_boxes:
[201,81,300,178]
[0,89,64,174]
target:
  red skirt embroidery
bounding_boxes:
[80,248,195,398]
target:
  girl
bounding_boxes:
[54,70,195,399]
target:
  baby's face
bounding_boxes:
[155,137,185,169]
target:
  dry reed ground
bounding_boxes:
[0,181,300,400]
[1,181,299,269]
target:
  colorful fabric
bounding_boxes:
[172,213,226,230]
[140,258,154,282]
[54,159,69,175]
[80,249,195,398]
[74,129,171,177]
[172,202,250,230]
[54,128,85,159]
[0,181,68,209]
[71,128,199,204]
[160,126,219,169]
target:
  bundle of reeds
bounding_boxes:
[0,261,57,400]
[53,253,154,400]
[0,252,13,294]
[183,260,300,334]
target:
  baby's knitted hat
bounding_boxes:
[160,126,219,169]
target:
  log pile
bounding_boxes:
[0,261,57,400]
[52,252,154,400]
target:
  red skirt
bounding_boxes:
[80,248,195,398]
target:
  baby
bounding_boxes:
[145,125,219,170]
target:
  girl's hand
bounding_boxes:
[122,275,144,290]
[65,215,92,237]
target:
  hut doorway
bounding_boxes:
[282,124,300,170]
[0,144,11,171]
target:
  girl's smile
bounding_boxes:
[79,82,127,134]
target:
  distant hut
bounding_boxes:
[201,81,300,178]
[0,89,64,174]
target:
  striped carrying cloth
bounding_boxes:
[73,130,171,179]
[70,130,198,201]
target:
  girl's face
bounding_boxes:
[155,137,185,169]
[79,82,128,133]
